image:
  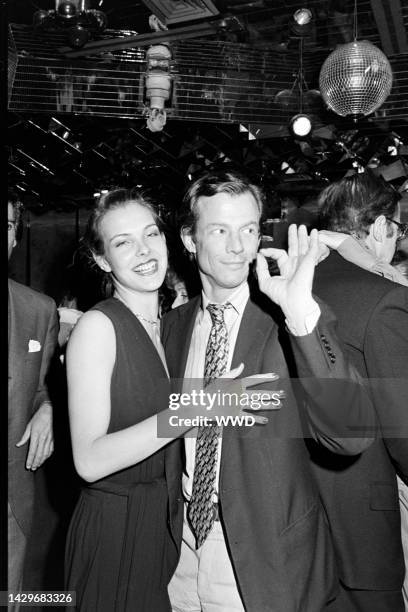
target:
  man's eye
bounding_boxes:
[212,228,225,234]
[243,227,258,235]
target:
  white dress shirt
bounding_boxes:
[182,282,250,502]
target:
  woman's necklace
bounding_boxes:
[115,294,159,326]
[134,312,159,326]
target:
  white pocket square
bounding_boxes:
[28,339,41,352]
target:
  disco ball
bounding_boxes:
[319,40,393,117]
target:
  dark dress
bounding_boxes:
[65,298,178,611]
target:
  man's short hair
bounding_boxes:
[8,189,24,242]
[318,170,400,237]
[179,168,264,234]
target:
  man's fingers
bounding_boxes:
[16,426,30,448]
[318,230,349,249]
[297,225,309,255]
[26,436,39,470]
[287,224,299,257]
[308,228,320,259]
[245,389,286,410]
[252,415,269,425]
[220,362,245,379]
[30,434,48,470]
[242,372,279,388]
[41,434,53,463]
[259,248,288,264]
[255,252,270,286]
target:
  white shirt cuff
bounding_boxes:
[285,303,321,336]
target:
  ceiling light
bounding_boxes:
[290,8,313,36]
[281,161,295,174]
[289,113,313,138]
[293,8,312,26]
[287,35,314,139]
[57,2,78,18]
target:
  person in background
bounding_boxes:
[57,295,83,352]
[8,190,59,608]
[166,268,189,310]
[314,169,408,612]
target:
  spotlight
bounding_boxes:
[289,113,313,138]
[274,89,295,107]
[293,8,312,26]
[32,1,107,48]
[290,8,313,36]
[57,2,77,18]
[33,10,50,27]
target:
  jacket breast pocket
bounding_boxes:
[24,350,42,369]
[369,482,399,511]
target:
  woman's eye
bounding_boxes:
[147,230,160,237]
[115,240,129,248]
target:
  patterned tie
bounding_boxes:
[188,302,232,548]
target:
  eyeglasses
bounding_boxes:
[386,218,408,242]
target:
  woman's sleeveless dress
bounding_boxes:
[65,298,177,611]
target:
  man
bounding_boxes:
[312,170,408,611]
[8,191,59,602]
[162,169,376,612]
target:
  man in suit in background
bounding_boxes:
[163,169,376,612]
[8,191,59,605]
[312,170,408,611]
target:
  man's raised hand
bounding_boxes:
[256,224,322,323]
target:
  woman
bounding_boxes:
[64,188,180,611]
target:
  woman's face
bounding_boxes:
[95,202,167,296]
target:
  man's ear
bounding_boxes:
[93,253,112,273]
[181,227,196,254]
[372,215,387,242]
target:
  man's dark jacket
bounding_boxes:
[162,291,376,612]
[310,251,408,591]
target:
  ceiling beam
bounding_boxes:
[370,0,408,55]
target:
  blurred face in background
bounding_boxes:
[171,281,188,309]
[8,202,17,261]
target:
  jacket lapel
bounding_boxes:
[8,281,33,393]
[221,298,272,455]
[167,296,201,381]
[231,299,270,374]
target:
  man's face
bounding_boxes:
[182,191,260,302]
[8,202,17,260]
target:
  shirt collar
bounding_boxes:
[201,282,249,317]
